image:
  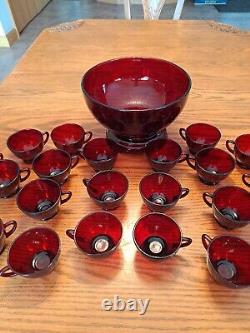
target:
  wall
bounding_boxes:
[0,21,5,36]
[0,0,15,36]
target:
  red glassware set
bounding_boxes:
[0,57,250,288]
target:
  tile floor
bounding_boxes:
[0,0,250,82]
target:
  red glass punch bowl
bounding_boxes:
[81,57,191,152]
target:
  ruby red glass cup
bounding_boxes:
[83,170,128,210]
[0,219,17,254]
[66,212,122,256]
[226,134,250,169]
[7,129,49,163]
[202,234,250,288]
[186,147,235,185]
[0,155,30,198]
[32,149,79,184]
[133,213,192,259]
[203,186,250,229]
[16,178,72,220]
[0,227,60,278]
[179,123,221,155]
[242,174,250,187]
[51,123,92,155]
[80,138,117,171]
[146,138,187,172]
[139,172,189,213]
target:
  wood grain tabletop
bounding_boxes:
[0,19,250,333]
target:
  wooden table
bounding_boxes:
[0,20,250,333]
